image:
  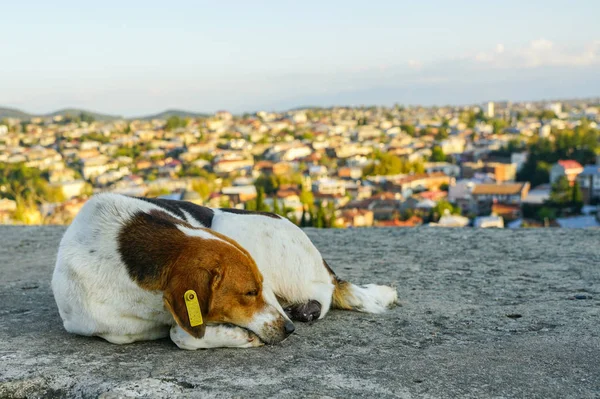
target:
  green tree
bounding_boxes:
[401,124,416,137]
[255,174,279,195]
[300,207,309,227]
[539,110,557,121]
[430,146,446,162]
[191,180,212,201]
[45,185,65,203]
[571,181,584,214]
[300,189,314,207]
[165,116,187,131]
[412,160,425,174]
[537,206,556,222]
[0,163,62,204]
[255,187,267,212]
[79,112,95,124]
[81,183,94,197]
[272,197,281,215]
[431,200,461,222]
[363,151,425,176]
[549,176,571,207]
[490,118,507,134]
[435,127,449,141]
[362,152,402,176]
[315,202,326,228]
[326,201,337,228]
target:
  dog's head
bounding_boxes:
[162,228,294,344]
[119,209,293,345]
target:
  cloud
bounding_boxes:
[408,59,422,70]
[529,38,553,51]
[471,39,600,68]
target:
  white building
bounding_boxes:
[52,180,87,200]
[424,162,461,177]
[440,137,466,155]
[486,101,495,118]
[474,215,504,228]
[511,152,528,172]
[312,179,346,196]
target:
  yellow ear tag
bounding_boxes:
[184,290,203,327]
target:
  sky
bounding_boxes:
[1,0,599,116]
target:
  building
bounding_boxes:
[550,160,584,186]
[474,215,504,228]
[386,173,453,196]
[213,159,254,174]
[451,182,530,218]
[486,101,495,118]
[424,162,461,178]
[521,184,552,219]
[471,182,530,204]
[335,209,374,228]
[221,185,257,204]
[312,179,346,196]
[52,180,88,200]
[462,161,517,182]
[577,165,600,204]
[344,192,403,221]
[338,167,363,180]
[511,152,528,172]
[440,137,466,154]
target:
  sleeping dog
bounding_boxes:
[52,193,397,349]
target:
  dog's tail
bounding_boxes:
[324,260,398,313]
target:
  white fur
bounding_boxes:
[345,284,399,314]
[170,324,262,350]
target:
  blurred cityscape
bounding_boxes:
[1,98,599,228]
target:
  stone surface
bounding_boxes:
[1,226,599,398]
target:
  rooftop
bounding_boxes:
[471,182,529,196]
[1,226,599,398]
[557,160,584,170]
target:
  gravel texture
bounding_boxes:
[0,226,599,398]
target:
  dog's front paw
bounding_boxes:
[170,324,264,349]
[221,325,264,348]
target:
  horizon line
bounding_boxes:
[3,95,600,120]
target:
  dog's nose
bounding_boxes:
[284,320,295,335]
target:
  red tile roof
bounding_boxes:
[418,190,447,201]
[558,160,583,170]
[376,216,423,227]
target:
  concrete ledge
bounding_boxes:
[1,226,599,398]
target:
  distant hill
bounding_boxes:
[46,108,122,121]
[135,109,210,120]
[0,107,34,120]
[0,106,211,122]
[0,106,122,121]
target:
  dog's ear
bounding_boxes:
[163,268,213,339]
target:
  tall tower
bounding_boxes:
[486,101,495,118]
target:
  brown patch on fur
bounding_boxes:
[331,279,356,310]
[118,209,267,338]
[323,259,357,310]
